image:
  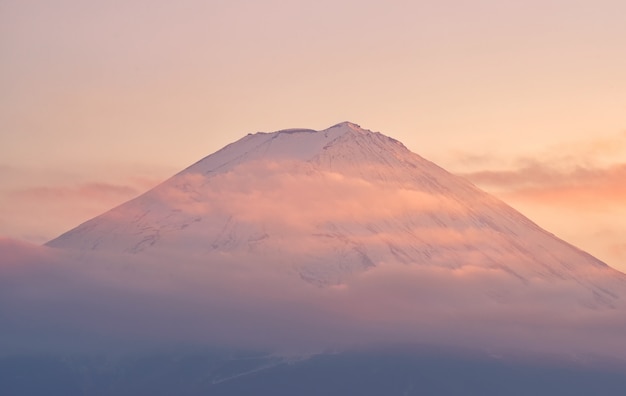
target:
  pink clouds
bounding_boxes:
[456,130,626,205]
[464,163,626,208]
[451,131,626,273]
[150,159,469,233]
[0,238,53,268]
[211,168,453,226]
[0,177,162,243]
[10,182,139,202]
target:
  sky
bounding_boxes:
[1,0,625,272]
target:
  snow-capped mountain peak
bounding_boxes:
[46,123,625,302]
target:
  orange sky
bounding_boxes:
[1,0,625,271]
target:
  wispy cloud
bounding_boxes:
[446,130,626,173]
[10,182,140,202]
[448,132,626,273]
[0,178,161,243]
[463,162,626,208]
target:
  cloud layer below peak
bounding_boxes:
[1,238,625,360]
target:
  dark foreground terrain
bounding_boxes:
[2,347,626,396]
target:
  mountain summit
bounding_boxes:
[47,122,625,301]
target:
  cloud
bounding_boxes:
[144,160,471,237]
[2,142,625,359]
[0,238,53,269]
[462,162,626,208]
[451,130,626,205]
[0,178,162,243]
[462,161,566,189]
[441,131,626,273]
[445,130,626,173]
[1,239,625,359]
[10,182,140,202]
[457,159,626,272]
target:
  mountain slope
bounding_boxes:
[46,122,626,299]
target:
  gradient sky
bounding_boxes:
[1,0,625,271]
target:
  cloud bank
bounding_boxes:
[444,131,626,273]
[1,238,625,360]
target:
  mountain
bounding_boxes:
[5,122,626,395]
[46,122,625,294]
[46,122,624,294]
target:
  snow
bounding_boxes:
[177,124,349,176]
[46,122,626,300]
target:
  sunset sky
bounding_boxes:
[1,0,625,272]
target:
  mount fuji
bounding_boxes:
[47,122,625,299]
[4,122,626,396]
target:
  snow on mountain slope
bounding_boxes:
[46,122,626,302]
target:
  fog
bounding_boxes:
[1,238,625,361]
